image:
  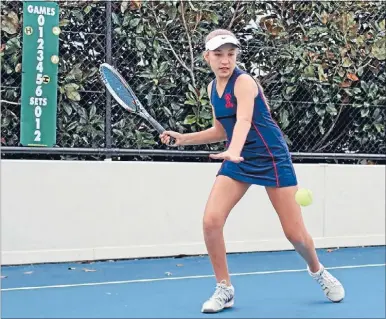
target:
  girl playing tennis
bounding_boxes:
[160,29,345,313]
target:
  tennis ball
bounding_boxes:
[295,188,313,207]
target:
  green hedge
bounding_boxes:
[1,1,385,155]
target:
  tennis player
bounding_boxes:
[160,29,345,313]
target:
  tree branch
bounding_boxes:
[150,3,196,89]
[1,100,20,105]
[311,105,344,152]
[228,0,242,30]
[314,127,347,152]
[150,6,191,74]
[180,0,196,88]
[161,32,192,75]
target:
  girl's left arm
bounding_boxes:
[227,74,258,156]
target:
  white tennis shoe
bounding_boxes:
[201,280,235,313]
[308,264,345,302]
[201,264,343,313]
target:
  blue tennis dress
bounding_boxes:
[211,67,298,188]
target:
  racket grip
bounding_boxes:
[168,136,176,146]
[145,115,176,146]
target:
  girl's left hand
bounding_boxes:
[209,150,244,163]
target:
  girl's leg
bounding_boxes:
[203,175,250,284]
[266,185,345,302]
[201,175,250,313]
[265,185,320,271]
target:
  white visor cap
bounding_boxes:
[205,34,240,51]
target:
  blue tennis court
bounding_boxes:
[1,246,385,318]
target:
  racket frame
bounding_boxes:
[99,63,167,135]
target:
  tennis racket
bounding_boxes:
[99,63,175,146]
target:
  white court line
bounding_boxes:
[2,263,385,292]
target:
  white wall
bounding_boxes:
[1,160,385,265]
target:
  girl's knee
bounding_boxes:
[203,213,226,232]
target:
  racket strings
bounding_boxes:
[102,69,137,111]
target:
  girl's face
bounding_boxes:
[204,44,238,79]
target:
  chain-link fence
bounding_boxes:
[1,1,385,161]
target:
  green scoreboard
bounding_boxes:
[20,1,60,147]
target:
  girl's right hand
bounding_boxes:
[160,130,185,146]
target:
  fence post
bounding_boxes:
[105,1,112,159]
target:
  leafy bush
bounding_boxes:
[1,1,384,155]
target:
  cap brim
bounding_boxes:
[205,35,240,51]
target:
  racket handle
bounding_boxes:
[168,136,176,146]
[143,114,176,146]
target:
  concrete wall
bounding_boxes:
[1,160,385,265]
